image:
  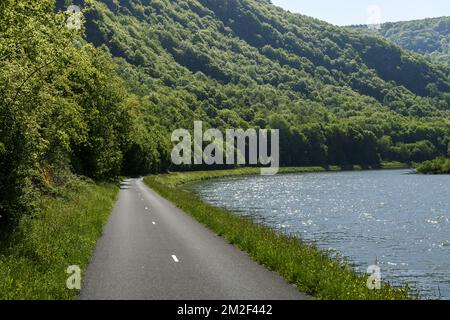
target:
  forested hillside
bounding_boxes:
[1,0,450,221]
[350,16,450,64]
[79,0,449,163]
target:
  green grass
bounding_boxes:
[0,180,118,300]
[380,161,411,170]
[144,167,412,300]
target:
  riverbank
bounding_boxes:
[144,165,412,300]
[417,157,450,174]
[151,162,410,187]
[0,179,118,299]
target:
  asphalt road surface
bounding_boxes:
[78,178,309,300]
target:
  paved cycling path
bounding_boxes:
[79,178,309,300]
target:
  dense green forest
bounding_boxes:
[1,0,450,221]
[350,16,450,64]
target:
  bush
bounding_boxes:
[417,157,450,174]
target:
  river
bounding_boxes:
[189,169,450,299]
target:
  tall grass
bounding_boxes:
[0,180,118,300]
[145,167,411,300]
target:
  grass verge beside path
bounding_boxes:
[0,180,118,300]
[144,166,411,300]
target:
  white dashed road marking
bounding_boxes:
[171,255,179,263]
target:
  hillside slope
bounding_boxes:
[81,0,450,163]
[350,16,450,64]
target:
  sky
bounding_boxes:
[271,0,450,26]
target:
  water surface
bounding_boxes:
[190,170,450,299]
